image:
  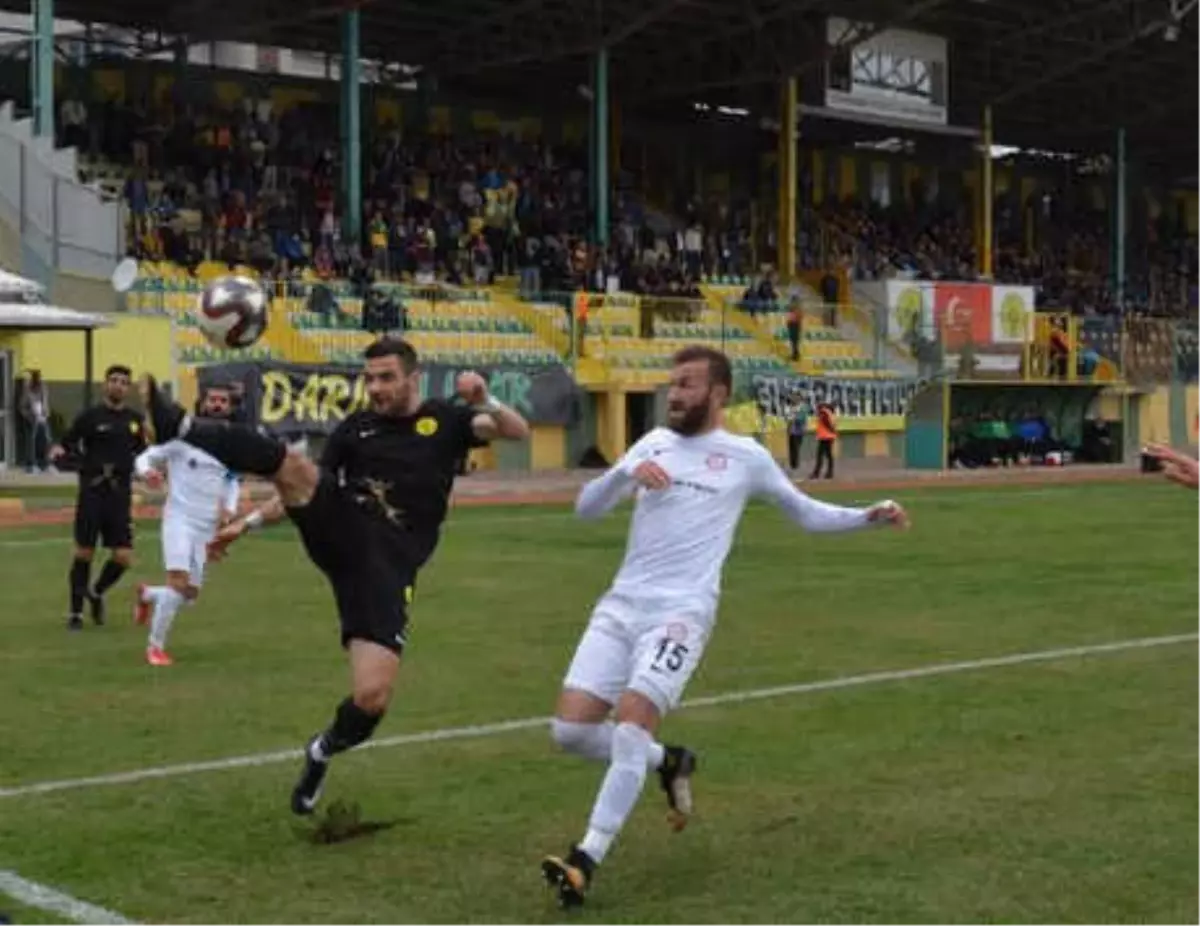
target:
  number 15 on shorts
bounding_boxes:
[650,638,689,673]
[632,620,706,712]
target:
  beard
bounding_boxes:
[667,400,711,436]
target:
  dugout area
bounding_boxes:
[904,380,1141,471]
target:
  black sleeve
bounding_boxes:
[451,401,489,453]
[320,417,356,473]
[59,407,91,453]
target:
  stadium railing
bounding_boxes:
[125,276,569,368]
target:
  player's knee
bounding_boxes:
[166,574,190,595]
[274,451,318,508]
[112,548,134,568]
[73,547,94,562]
[550,718,594,755]
[351,681,392,716]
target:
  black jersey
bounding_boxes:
[59,403,148,487]
[319,398,487,564]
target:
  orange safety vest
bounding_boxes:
[815,407,837,441]
[574,291,590,322]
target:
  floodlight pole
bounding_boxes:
[340,8,362,248]
[593,47,610,248]
[776,76,798,284]
[980,104,994,280]
[30,0,54,138]
[1113,126,1127,310]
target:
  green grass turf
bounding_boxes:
[0,482,1195,923]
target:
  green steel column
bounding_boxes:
[594,47,609,247]
[1113,126,1127,307]
[31,0,54,138]
[340,9,362,246]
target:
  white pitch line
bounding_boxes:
[0,632,1193,803]
[0,869,135,925]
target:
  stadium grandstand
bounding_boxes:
[0,0,1195,470]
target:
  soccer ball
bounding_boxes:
[197,276,269,349]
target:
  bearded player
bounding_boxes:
[138,338,530,814]
[132,384,242,666]
[541,345,909,908]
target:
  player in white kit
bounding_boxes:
[132,386,242,666]
[541,346,909,908]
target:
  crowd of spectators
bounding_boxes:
[813,188,1196,319]
[68,89,1195,323]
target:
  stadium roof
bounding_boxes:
[0,301,112,330]
[6,0,1197,173]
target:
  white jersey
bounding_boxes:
[575,427,871,617]
[135,439,241,532]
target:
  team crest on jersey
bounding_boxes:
[415,416,439,437]
[705,453,728,471]
[665,622,689,643]
[129,421,141,434]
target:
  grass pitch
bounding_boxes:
[0,481,1195,923]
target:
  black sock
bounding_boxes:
[68,559,91,615]
[182,419,288,478]
[318,697,384,758]
[92,559,127,596]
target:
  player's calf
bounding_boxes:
[66,553,92,630]
[88,548,133,625]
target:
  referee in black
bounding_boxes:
[138,338,530,814]
[50,364,147,631]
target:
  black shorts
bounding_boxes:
[73,483,134,550]
[289,476,417,654]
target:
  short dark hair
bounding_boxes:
[105,364,132,380]
[672,345,732,394]
[363,337,419,373]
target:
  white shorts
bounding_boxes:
[161,519,214,588]
[562,591,713,715]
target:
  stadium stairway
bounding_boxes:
[704,284,897,377]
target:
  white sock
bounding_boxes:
[148,587,185,650]
[550,719,666,769]
[578,722,653,865]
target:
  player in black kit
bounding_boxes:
[50,365,147,631]
[137,338,530,814]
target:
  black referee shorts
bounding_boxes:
[288,476,416,654]
[73,483,134,550]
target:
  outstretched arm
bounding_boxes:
[1146,444,1199,490]
[208,493,287,560]
[755,455,908,532]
